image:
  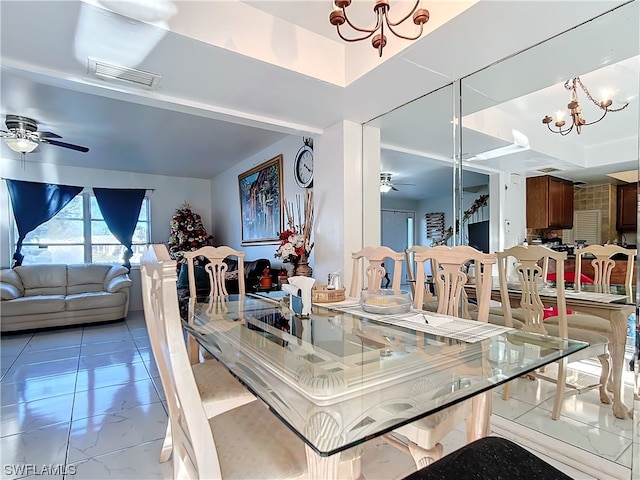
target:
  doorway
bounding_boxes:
[381,209,414,288]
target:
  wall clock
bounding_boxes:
[294,138,314,188]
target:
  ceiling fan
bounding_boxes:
[380,172,416,192]
[1,115,89,154]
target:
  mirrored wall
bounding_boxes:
[364,1,639,476]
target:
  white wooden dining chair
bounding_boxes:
[183,246,246,298]
[349,246,405,298]
[386,245,496,468]
[574,244,636,297]
[497,245,611,420]
[183,246,245,363]
[140,244,255,465]
[142,244,362,479]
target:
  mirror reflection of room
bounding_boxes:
[365,1,638,477]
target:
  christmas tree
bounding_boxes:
[168,202,213,264]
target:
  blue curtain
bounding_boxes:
[93,188,146,269]
[6,179,83,267]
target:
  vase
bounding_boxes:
[295,261,313,278]
[284,263,296,278]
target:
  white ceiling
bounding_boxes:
[0,0,637,199]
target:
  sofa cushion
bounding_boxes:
[1,269,24,294]
[66,291,128,311]
[15,265,67,296]
[1,283,21,300]
[103,265,129,285]
[105,276,132,293]
[67,264,112,294]
[1,295,66,316]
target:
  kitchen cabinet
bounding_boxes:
[526,175,574,229]
[616,183,637,232]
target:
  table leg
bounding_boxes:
[607,309,631,419]
[467,391,492,441]
[305,446,340,480]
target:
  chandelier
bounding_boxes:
[329,0,430,57]
[542,77,629,135]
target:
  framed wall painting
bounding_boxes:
[238,154,284,245]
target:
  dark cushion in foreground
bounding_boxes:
[403,437,573,480]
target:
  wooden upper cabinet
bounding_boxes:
[526,175,574,229]
[616,183,637,232]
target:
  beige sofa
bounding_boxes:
[1,264,131,332]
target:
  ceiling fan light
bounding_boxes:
[4,137,38,154]
[380,184,392,193]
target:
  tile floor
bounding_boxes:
[0,310,636,479]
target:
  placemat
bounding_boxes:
[314,300,511,343]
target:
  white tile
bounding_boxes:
[78,350,143,370]
[79,338,137,356]
[515,407,632,463]
[359,438,416,480]
[24,330,83,350]
[142,357,160,378]
[128,327,149,339]
[491,391,537,420]
[12,345,80,366]
[136,347,154,364]
[1,393,74,436]
[151,376,166,401]
[0,334,33,353]
[71,438,173,479]
[1,372,78,406]
[0,423,70,480]
[81,326,131,341]
[1,358,79,385]
[67,403,168,463]
[72,378,161,420]
[536,389,634,441]
[616,444,633,469]
[75,362,152,392]
[1,354,18,370]
[132,337,151,349]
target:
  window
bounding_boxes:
[13,191,150,265]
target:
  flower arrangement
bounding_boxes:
[168,202,213,264]
[275,191,314,265]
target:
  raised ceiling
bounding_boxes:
[0,0,636,193]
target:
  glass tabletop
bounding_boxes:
[184,293,587,456]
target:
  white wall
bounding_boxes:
[1,157,212,311]
[210,135,310,271]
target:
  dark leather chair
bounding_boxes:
[176,258,272,318]
[402,437,572,480]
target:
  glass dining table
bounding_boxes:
[184,292,587,479]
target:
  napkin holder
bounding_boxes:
[282,276,315,316]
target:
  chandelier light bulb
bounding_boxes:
[542,76,629,136]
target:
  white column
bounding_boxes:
[314,120,364,289]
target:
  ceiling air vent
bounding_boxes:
[537,167,560,173]
[88,58,160,89]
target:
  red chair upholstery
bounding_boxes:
[546,272,594,284]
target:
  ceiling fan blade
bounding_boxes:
[391,185,399,191]
[394,182,416,187]
[41,138,89,153]
[36,131,63,139]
